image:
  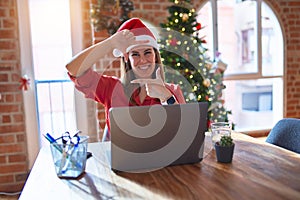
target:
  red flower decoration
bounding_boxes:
[19,76,30,91]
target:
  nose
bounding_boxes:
[139,54,147,64]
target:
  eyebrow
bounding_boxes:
[131,48,153,54]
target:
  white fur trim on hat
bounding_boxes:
[113,35,159,57]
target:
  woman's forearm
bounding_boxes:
[66,30,148,77]
[66,37,115,77]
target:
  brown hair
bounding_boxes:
[120,48,165,105]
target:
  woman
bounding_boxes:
[66,18,185,140]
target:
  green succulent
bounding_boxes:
[219,135,233,147]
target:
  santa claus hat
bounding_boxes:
[113,18,159,57]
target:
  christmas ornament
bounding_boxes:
[183,53,189,60]
[214,51,228,74]
[216,60,228,73]
[19,75,30,91]
[206,61,213,70]
[182,13,189,21]
[169,38,178,46]
[203,78,211,87]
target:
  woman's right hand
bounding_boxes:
[109,30,149,62]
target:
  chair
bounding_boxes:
[266,118,300,154]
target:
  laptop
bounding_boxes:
[109,102,208,172]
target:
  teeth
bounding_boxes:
[140,65,149,70]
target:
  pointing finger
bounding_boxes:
[131,78,160,85]
[156,68,163,80]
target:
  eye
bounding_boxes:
[144,50,153,55]
[131,52,140,57]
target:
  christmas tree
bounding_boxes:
[158,0,232,126]
[90,0,134,34]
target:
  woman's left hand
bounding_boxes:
[131,68,173,102]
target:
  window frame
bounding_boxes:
[209,0,283,81]
[202,0,284,132]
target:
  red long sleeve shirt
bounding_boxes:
[69,69,186,133]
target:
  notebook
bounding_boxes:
[109,102,208,172]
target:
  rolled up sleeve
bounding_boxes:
[68,69,101,100]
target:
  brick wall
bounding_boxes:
[0,0,28,192]
[0,0,299,192]
[280,0,300,117]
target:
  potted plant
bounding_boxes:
[215,135,235,163]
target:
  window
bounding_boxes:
[198,0,283,131]
[19,0,85,167]
[28,0,77,146]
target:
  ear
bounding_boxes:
[123,53,129,63]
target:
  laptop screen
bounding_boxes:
[109,102,208,172]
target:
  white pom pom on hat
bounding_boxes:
[113,18,159,57]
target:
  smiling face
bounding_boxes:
[128,45,156,79]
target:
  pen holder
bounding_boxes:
[50,136,89,179]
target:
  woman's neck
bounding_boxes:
[139,86,147,103]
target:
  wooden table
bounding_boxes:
[19,132,300,200]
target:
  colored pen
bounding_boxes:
[43,133,62,153]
